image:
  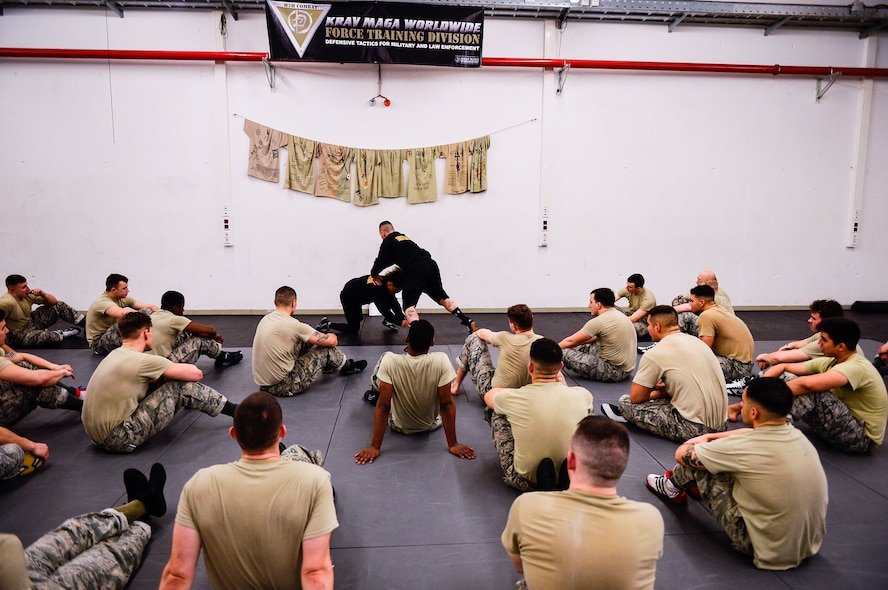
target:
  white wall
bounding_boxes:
[1,8,884,312]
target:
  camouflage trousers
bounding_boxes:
[263,340,345,397]
[282,443,325,467]
[791,391,873,453]
[0,362,71,427]
[617,308,650,339]
[562,343,632,383]
[456,333,496,400]
[718,357,754,382]
[0,442,24,479]
[367,354,443,433]
[671,465,753,557]
[90,325,122,355]
[490,412,533,492]
[25,510,150,590]
[167,332,223,364]
[98,380,227,453]
[617,395,726,442]
[671,296,699,336]
[6,302,80,348]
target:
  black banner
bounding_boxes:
[265,1,483,67]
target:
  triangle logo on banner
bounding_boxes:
[267,1,331,58]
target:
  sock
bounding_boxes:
[60,395,83,412]
[221,401,238,416]
[114,500,147,523]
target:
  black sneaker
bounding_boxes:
[215,350,243,368]
[726,375,756,396]
[536,458,558,491]
[363,389,379,405]
[315,317,332,333]
[637,342,657,355]
[340,359,368,376]
[381,319,399,331]
[601,403,627,423]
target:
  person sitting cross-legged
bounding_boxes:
[485,338,594,491]
[160,392,337,590]
[647,377,827,570]
[602,305,728,443]
[82,312,238,453]
[502,415,664,589]
[0,274,84,348]
[452,304,541,402]
[559,288,637,383]
[150,290,242,368]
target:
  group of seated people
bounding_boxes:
[1,263,887,588]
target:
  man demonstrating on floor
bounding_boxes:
[485,338,594,491]
[452,304,541,400]
[86,273,158,355]
[614,273,656,338]
[370,221,476,332]
[356,319,475,464]
[316,272,405,334]
[0,310,83,427]
[82,312,237,453]
[603,306,728,442]
[751,317,888,453]
[160,392,337,590]
[690,284,755,381]
[0,464,166,589]
[559,288,637,383]
[502,416,663,589]
[253,286,366,397]
[150,290,242,368]
[0,274,83,347]
[647,377,827,570]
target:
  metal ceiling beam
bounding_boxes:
[221,0,237,21]
[103,0,123,18]
[0,0,886,37]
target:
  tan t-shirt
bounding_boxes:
[493,382,594,482]
[698,305,755,363]
[85,293,137,344]
[438,141,470,195]
[696,424,827,570]
[82,346,172,443]
[148,309,193,358]
[353,148,381,207]
[633,332,727,429]
[314,143,353,202]
[284,135,317,194]
[406,146,439,204]
[0,293,42,331]
[377,351,455,433]
[616,287,657,314]
[0,534,29,590]
[580,308,638,372]
[805,353,888,445]
[244,119,287,182]
[800,332,865,359]
[377,149,407,197]
[489,332,542,389]
[0,349,12,372]
[252,311,317,387]
[176,458,338,590]
[716,288,735,315]
[502,489,664,589]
